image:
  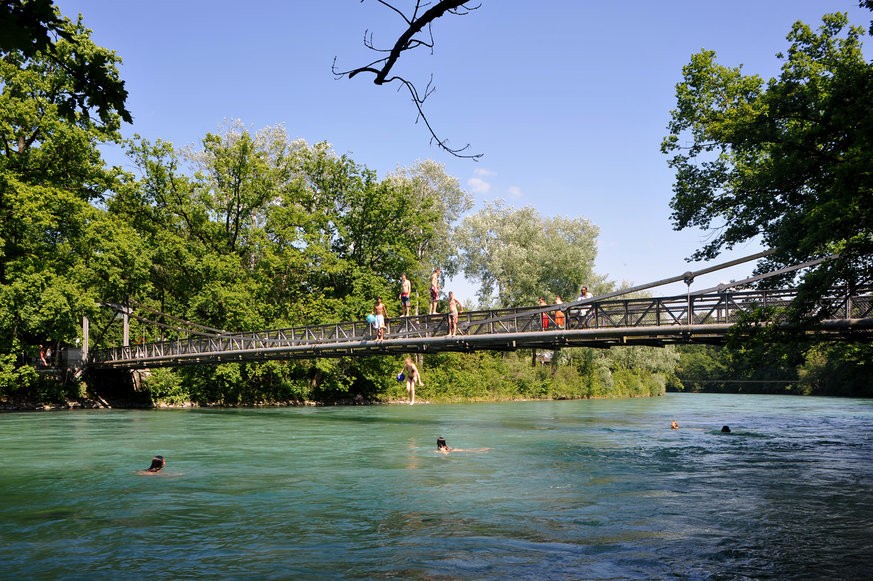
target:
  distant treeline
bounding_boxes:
[674,343,873,398]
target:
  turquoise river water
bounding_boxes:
[1,393,872,580]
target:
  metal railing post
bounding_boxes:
[684,271,695,326]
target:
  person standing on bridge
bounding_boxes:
[539,297,550,330]
[373,297,389,342]
[554,295,565,329]
[575,285,594,327]
[429,267,441,315]
[399,273,412,316]
[447,291,463,337]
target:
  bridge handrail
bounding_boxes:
[86,286,872,366]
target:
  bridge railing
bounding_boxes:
[86,286,872,366]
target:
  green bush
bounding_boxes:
[143,368,190,405]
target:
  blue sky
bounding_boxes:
[56,0,871,301]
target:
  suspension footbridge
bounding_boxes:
[84,252,873,371]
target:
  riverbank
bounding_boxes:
[0,391,668,412]
[0,397,109,412]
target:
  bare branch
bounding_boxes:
[335,0,483,159]
[392,74,482,160]
[370,0,472,85]
[372,0,413,26]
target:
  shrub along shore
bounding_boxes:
[3,349,676,410]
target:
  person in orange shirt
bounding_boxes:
[539,297,550,330]
[554,295,565,328]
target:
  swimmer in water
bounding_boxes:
[138,455,166,474]
[671,420,679,429]
[436,437,490,454]
[721,425,731,433]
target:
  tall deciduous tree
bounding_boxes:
[455,201,601,307]
[661,12,873,317]
[117,123,458,329]
[1,11,135,361]
[387,159,472,279]
[0,0,131,124]
[113,123,477,401]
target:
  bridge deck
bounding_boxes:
[87,288,873,369]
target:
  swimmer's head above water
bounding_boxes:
[146,455,165,472]
[437,437,449,451]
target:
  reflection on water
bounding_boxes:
[1,394,872,579]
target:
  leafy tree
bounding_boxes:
[0,0,131,124]
[661,12,873,319]
[119,124,433,328]
[674,340,803,394]
[386,159,472,277]
[112,123,475,401]
[0,10,135,399]
[0,0,62,55]
[672,346,726,392]
[455,200,602,307]
[863,0,873,34]
[674,339,873,397]
[798,342,873,396]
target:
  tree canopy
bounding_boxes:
[454,201,602,307]
[0,8,136,395]
[0,0,131,124]
[662,12,873,317]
